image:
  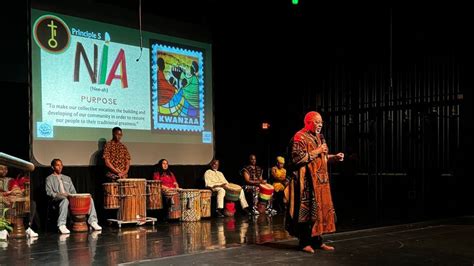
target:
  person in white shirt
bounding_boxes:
[204,159,250,217]
[45,158,102,234]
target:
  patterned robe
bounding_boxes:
[285,129,336,237]
[103,140,131,180]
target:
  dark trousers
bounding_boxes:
[298,222,323,248]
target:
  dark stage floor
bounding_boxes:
[1,214,473,265]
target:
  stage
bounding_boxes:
[0,214,473,265]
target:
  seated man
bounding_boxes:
[204,159,250,217]
[0,164,38,238]
[240,154,265,214]
[45,158,102,234]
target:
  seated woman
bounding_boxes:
[153,159,179,190]
[270,156,288,212]
[152,159,181,220]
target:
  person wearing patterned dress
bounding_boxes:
[103,127,131,182]
[285,111,344,253]
[241,154,265,215]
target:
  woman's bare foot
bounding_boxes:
[320,243,335,251]
[302,245,315,253]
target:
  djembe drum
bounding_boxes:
[199,189,212,218]
[180,189,201,222]
[118,179,146,222]
[103,183,119,209]
[224,201,236,217]
[146,180,163,210]
[223,183,242,202]
[258,183,274,202]
[68,193,91,232]
[163,189,181,220]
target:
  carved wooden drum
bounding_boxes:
[179,189,201,222]
[223,183,242,202]
[118,179,146,222]
[103,182,119,209]
[68,193,91,232]
[146,180,163,210]
[199,189,212,218]
[163,189,181,220]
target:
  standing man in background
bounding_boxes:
[103,127,131,182]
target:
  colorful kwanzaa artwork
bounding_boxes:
[150,42,204,132]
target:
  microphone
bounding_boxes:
[319,133,326,144]
[319,133,328,160]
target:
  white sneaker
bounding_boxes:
[0,230,8,241]
[59,234,69,242]
[90,230,101,240]
[58,225,70,234]
[90,222,102,231]
[27,237,37,246]
[26,227,39,238]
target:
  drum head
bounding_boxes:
[69,193,91,197]
[260,183,274,189]
[225,183,241,190]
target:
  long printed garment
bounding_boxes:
[285,128,336,237]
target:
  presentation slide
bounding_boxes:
[30,8,214,166]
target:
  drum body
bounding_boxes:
[180,189,201,222]
[199,189,212,218]
[224,202,235,217]
[118,179,146,222]
[163,189,181,220]
[259,183,274,201]
[223,183,242,202]
[257,201,267,214]
[147,180,163,210]
[24,181,31,211]
[69,193,91,215]
[103,183,119,209]
[5,196,28,238]
[7,196,27,222]
[68,193,91,232]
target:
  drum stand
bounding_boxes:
[107,217,157,228]
[9,198,27,239]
